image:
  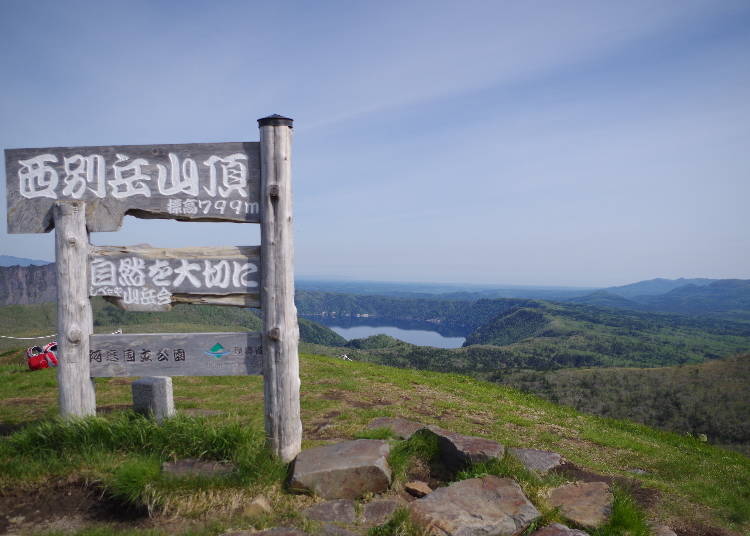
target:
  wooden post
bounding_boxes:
[258,114,302,462]
[54,201,96,417]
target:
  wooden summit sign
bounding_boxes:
[5,142,260,234]
[3,115,302,462]
[88,332,263,378]
[89,245,261,310]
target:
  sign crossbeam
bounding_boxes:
[89,244,261,311]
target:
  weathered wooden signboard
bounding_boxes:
[4,115,302,462]
[89,245,261,310]
[5,142,260,233]
[89,332,262,377]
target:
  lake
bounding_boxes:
[312,317,466,348]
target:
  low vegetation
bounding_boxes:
[0,347,748,534]
[491,353,750,455]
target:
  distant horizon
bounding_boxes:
[3,253,741,291]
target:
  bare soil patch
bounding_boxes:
[0,481,149,534]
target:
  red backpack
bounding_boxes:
[26,342,58,371]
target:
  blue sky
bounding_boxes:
[1,0,748,287]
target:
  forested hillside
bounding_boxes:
[492,354,750,455]
[0,299,344,350]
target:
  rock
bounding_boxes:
[242,495,272,517]
[289,439,392,499]
[320,525,359,536]
[409,475,540,535]
[650,524,677,536]
[547,482,613,529]
[508,447,564,474]
[423,425,504,470]
[302,500,357,524]
[368,417,424,439]
[362,499,401,525]
[162,458,234,478]
[404,480,432,498]
[530,523,590,535]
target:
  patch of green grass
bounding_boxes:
[0,411,286,514]
[387,430,440,482]
[591,487,650,536]
[367,507,419,536]
[355,427,395,440]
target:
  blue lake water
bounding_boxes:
[324,323,465,348]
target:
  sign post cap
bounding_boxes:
[258,114,293,128]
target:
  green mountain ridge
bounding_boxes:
[493,353,750,456]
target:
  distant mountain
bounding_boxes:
[639,279,750,315]
[566,290,640,309]
[0,264,56,306]
[605,277,715,299]
[0,255,51,267]
[460,300,750,368]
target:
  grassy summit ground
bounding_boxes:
[0,348,748,535]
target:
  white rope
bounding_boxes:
[0,333,57,340]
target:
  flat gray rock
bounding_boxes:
[423,425,504,470]
[368,417,424,439]
[302,500,357,524]
[362,499,401,526]
[508,448,564,474]
[409,475,540,536]
[530,523,590,536]
[289,439,392,499]
[162,458,234,478]
[548,482,613,529]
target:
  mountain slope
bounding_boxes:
[493,353,750,455]
[605,277,716,298]
[0,299,344,350]
[639,279,750,315]
[459,300,750,367]
[0,349,748,533]
[0,255,51,267]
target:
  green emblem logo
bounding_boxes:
[204,343,230,359]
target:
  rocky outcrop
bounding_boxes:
[508,447,564,474]
[422,425,505,470]
[530,523,589,535]
[289,439,392,499]
[0,263,56,305]
[547,482,613,529]
[368,417,423,439]
[409,476,540,535]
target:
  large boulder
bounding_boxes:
[423,425,504,470]
[508,448,564,475]
[368,417,424,439]
[547,482,612,529]
[289,439,392,499]
[409,476,540,535]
